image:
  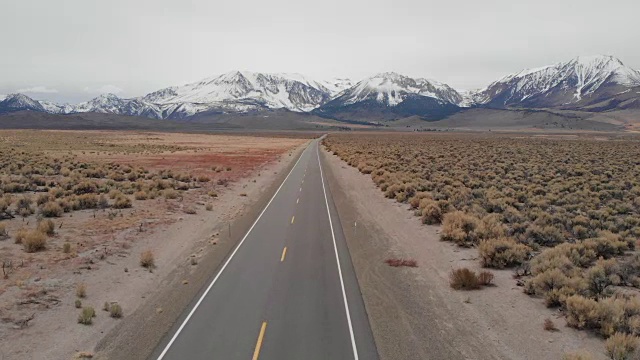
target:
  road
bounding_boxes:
[152,139,378,360]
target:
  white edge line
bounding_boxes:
[317,142,359,360]
[156,144,308,360]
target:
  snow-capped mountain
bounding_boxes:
[0,93,47,114]
[38,100,74,114]
[313,72,462,121]
[3,57,640,122]
[72,93,164,118]
[0,71,349,120]
[472,55,640,110]
[142,71,337,117]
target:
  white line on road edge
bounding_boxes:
[316,143,359,360]
[156,144,308,360]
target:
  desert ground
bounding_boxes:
[322,132,640,360]
[0,130,308,360]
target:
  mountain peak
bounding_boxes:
[573,54,623,66]
[474,54,640,108]
[96,93,121,99]
[373,72,406,80]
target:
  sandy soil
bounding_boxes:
[321,146,607,360]
[0,131,308,360]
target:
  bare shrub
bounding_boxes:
[40,201,63,217]
[140,250,155,268]
[450,268,480,290]
[205,203,213,211]
[109,303,123,318]
[134,191,148,200]
[0,223,8,239]
[113,196,132,209]
[385,258,418,267]
[421,200,443,224]
[441,211,480,246]
[76,194,99,209]
[76,283,87,298]
[36,193,51,206]
[78,306,95,325]
[544,318,558,331]
[606,332,639,360]
[478,237,530,268]
[14,228,28,244]
[23,230,47,252]
[163,189,179,199]
[37,219,55,236]
[73,181,97,195]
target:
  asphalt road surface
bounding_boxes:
[152,139,378,360]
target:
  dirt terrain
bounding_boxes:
[322,146,607,360]
[0,130,308,360]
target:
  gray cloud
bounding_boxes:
[16,86,59,94]
[2,0,639,102]
[84,85,124,95]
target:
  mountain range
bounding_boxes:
[2,55,639,122]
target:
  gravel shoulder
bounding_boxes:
[321,146,606,360]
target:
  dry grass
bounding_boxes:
[450,268,481,290]
[77,306,95,325]
[109,303,123,318]
[544,318,558,331]
[0,222,8,239]
[606,332,639,360]
[37,219,55,236]
[76,283,87,298]
[13,227,27,244]
[140,249,155,269]
[479,237,530,269]
[22,230,47,252]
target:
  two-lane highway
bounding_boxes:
[152,139,378,360]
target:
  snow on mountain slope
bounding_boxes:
[39,100,74,114]
[474,55,640,109]
[336,72,462,107]
[71,94,163,118]
[143,71,336,113]
[0,93,46,114]
[313,72,462,122]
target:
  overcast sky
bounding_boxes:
[2,0,639,103]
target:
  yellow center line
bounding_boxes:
[280,247,287,262]
[252,322,267,360]
[291,216,295,224]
